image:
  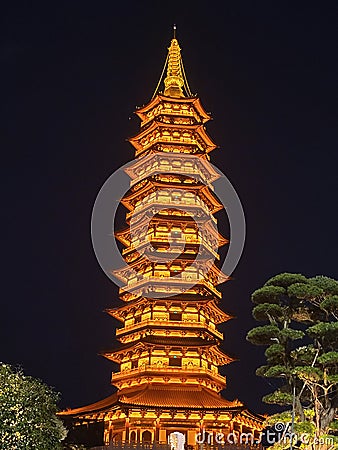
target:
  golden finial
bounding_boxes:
[151,28,193,99]
[163,28,185,98]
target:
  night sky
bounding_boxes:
[2,2,337,415]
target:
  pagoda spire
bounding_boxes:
[163,38,184,97]
[151,27,192,99]
[162,26,191,98]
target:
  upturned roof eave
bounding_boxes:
[135,94,211,123]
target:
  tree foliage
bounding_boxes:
[247,272,338,440]
[0,363,67,449]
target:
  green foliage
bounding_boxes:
[255,365,270,377]
[264,365,291,378]
[317,351,338,366]
[293,366,324,383]
[265,273,308,288]
[293,420,316,435]
[327,374,338,384]
[265,411,292,426]
[262,390,293,406]
[252,303,284,322]
[265,344,285,364]
[246,325,280,345]
[309,276,338,295]
[0,363,67,449]
[290,345,317,365]
[279,328,304,341]
[306,321,338,346]
[329,420,338,431]
[251,285,286,304]
[287,282,324,300]
[321,295,338,315]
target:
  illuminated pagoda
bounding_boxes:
[60,32,263,447]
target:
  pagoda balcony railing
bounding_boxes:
[116,319,223,339]
[135,135,205,156]
[119,277,222,298]
[126,199,217,224]
[140,106,198,124]
[130,169,214,188]
[111,364,226,385]
[122,236,220,260]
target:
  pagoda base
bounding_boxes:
[59,385,263,448]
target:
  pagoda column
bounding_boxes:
[125,417,130,443]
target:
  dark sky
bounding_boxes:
[1,2,337,415]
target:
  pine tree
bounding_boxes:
[247,273,338,445]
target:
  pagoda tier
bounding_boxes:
[129,121,217,156]
[114,257,228,302]
[135,94,211,125]
[106,297,233,325]
[124,152,220,187]
[121,176,223,215]
[116,213,228,262]
[108,299,230,341]
[59,35,264,448]
[101,336,232,393]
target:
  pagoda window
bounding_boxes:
[160,159,169,164]
[171,192,182,202]
[128,276,137,286]
[134,315,141,324]
[182,271,197,281]
[154,270,170,278]
[142,431,152,443]
[171,230,182,239]
[131,360,138,370]
[170,271,182,278]
[130,431,136,443]
[157,225,168,231]
[169,357,181,367]
[156,232,168,238]
[169,312,182,321]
